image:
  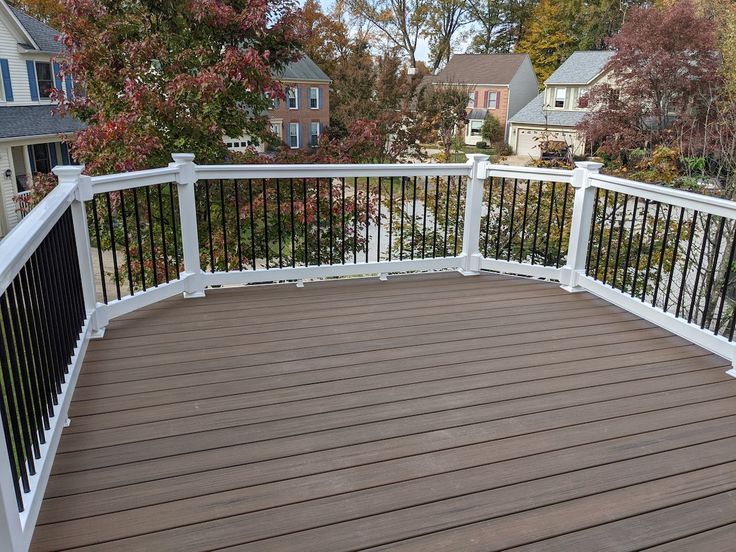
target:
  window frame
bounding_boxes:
[467,91,475,108]
[309,121,320,147]
[308,87,319,109]
[35,61,54,99]
[468,120,483,137]
[554,87,566,109]
[288,122,300,148]
[32,143,52,174]
[287,87,298,110]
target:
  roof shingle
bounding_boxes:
[508,92,587,127]
[432,54,529,85]
[0,106,84,140]
[277,56,330,83]
[544,51,614,85]
[8,6,62,53]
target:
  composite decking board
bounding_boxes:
[38,404,736,525]
[641,522,736,551]
[30,273,736,551]
[84,295,616,361]
[67,347,717,433]
[70,338,702,418]
[504,491,736,552]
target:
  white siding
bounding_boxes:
[507,57,539,120]
[0,145,16,235]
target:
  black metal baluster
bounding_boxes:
[700,216,725,329]
[519,180,531,263]
[31,248,63,395]
[167,183,181,278]
[341,177,346,264]
[443,176,451,257]
[90,196,108,302]
[327,178,334,264]
[676,211,698,318]
[507,179,517,262]
[422,176,429,259]
[388,177,394,261]
[641,202,661,302]
[262,179,270,270]
[144,187,158,286]
[652,204,673,307]
[118,191,135,295]
[131,188,146,290]
[302,179,309,267]
[377,177,382,261]
[276,179,283,269]
[204,182,214,272]
[621,196,639,293]
[664,208,685,312]
[0,312,24,508]
[248,179,257,270]
[156,185,170,283]
[715,229,736,335]
[585,188,601,275]
[399,176,406,260]
[234,180,243,271]
[543,182,556,266]
[316,179,321,266]
[484,177,493,258]
[496,178,506,260]
[353,178,358,264]
[104,193,122,300]
[611,194,629,290]
[593,189,609,279]
[531,181,543,265]
[290,179,296,268]
[688,213,711,323]
[631,199,650,297]
[556,184,570,268]
[453,176,462,256]
[220,180,229,271]
[432,176,440,258]
[365,178,370,264]
[602,192,619,284]
[410,176,417,260]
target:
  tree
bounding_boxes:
[515,0,577,83]
[346,0,430,67]
[301,0,351,79]
[481,112,502,144]
[7,0,63,27]
[466,0,537,53]
[55,0,303,175]
[417,83,470,161]
[425,0,471,71]
[577,1,721,159]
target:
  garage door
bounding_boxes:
[516,129,542,158]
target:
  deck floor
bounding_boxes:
[31,272,736,551]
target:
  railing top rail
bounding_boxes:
[591,172,736,220]
[0,180,76,297]
[486,163,574,183]
[90,166,180,194]
[195,162,473,180]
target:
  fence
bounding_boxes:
[0,153,735,550]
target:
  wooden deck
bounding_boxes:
[30,271,736,551]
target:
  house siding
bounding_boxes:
[270,81,330,150]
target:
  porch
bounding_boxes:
[1,155,736,551]
[31,271,736,551]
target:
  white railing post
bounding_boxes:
[560,161,603,292]
[460,153,490,274]
[170,153,205,298]
[53,166,105,337]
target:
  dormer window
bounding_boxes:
[35,62,53,99]
[554,88,566,109]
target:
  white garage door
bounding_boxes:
[515,129,542,158]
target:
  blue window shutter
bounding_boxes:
[49,143,58,167]
[60,142,70,164]
[27,145,36,173]
[26,61,39,101]
[52,62,63,91]
[64,76,73,98]
[0,59,13,101]
[316,88,321,109]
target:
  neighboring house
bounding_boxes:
[424,54,538,145]
[0,0,82,238]
[225,56,331,152]
[508,50,615,159]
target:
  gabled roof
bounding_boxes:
[5,3,61,53]
[0,106,84,141]
[432,54,529,85]
[508,92,586,127]
[545,51,614,85]
[277,56,331,83]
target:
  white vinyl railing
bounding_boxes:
[0,153,735,550]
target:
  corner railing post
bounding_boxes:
[53,165,104,337]
[560,161,603,292]
[170,153,205,298]
[460,153,490,274]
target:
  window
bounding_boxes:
[289,123,299,148]
[35,62,53,99]
[467,92,475,108]
[308,87,319,109]
[487,91,498,109]
[32,143,52,173]
[309,122,320,146]
[468,120,483,137]
[270,122,281,137]
[554,87,566,109]
[287,87,298,109]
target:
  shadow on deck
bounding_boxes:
[30,272,736,551]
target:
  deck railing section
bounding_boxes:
[1,153,736,551]
[0,168,97,551]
